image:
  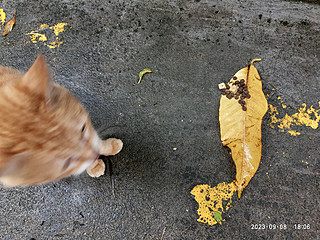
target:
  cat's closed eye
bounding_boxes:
[62,156,76,171]
[81,124,86,134]
[80,123,87,139]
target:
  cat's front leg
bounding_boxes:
[86,159,105,177]
[99,138,123,156]
[86,138,123,178]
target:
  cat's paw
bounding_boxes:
[99,138,123,156]
[86,159,105,177]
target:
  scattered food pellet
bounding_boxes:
[218,79,251,111]
[218,82,226,90]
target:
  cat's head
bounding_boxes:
[0,55,100,186]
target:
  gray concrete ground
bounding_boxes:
[0,0,319,239]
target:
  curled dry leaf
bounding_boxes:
[219,59,267,198]
[2,11,16,36]
[138,68,152,84]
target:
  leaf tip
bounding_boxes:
[235,180,244,198]
[251,58,262,65]
[237,190,242,199]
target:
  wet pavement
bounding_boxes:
[0,0,319,239]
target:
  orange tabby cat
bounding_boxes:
[0,55,123,186]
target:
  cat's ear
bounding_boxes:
[22,55,51,97]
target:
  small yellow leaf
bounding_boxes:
[2,11,16,36]
[138,68,152,84]
[219,59,267,198]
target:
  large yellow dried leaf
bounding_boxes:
[219,59,267,198]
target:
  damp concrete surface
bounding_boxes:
[0,0,319,239]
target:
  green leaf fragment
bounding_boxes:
[138,68,152,84]
[213,211,223,224]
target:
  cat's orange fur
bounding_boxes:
[0,55,123,186]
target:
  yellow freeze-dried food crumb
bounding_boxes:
[268,102,320,136]
[26,22,69,49]
[191,182,236,225]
